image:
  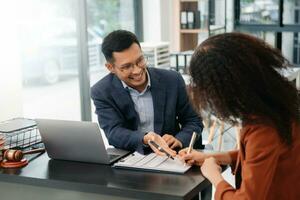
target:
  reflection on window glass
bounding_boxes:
[210,0,226,35]
[86,0,135,122]
[87,0,135,37]
[244,31,276,47]
[18,0,79,85]
[240,0,279,24]
[87,0,135,85]
[282,32,300,67]
[212,0,226,26]
[283,0,300,24]
[17,0,81,120]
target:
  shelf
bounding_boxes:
[172,0,227,52]
[210,25,226,32]
[141,42,170,68]
[180,0,198,2]
[180,29,208,34]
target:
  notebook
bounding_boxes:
[113,152,191,174]
[36,119,130,164]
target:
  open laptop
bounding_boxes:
[35,119,130,164]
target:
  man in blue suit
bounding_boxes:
[91,30,203,155]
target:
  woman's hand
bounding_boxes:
[201,157,224,187]
[178,148,208,166]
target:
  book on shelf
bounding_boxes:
[180,11,187,29]
[187,11,195,29]
[194,10,201,29]
[181,10,200,30]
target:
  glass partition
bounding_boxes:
[239,0,279,24]
[86,0,136,122]
[18,0,81,120]
[283,0,300,25]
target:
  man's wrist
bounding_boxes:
[177,139,183,149]
[143,132,149,145]
[173,136,183,148]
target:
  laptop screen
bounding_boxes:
[36,119,129,164]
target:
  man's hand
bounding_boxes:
[143,132,176,157]
[162,134,182,149]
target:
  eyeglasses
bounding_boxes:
[113,56,148,73]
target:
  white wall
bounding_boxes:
[0,2,23,121]
[160,0,172,42]
[142,0,172,42]
[143,0,161,42]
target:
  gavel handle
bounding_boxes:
[23,148,45,155]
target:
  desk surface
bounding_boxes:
[0,153,209,200]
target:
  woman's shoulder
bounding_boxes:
[240,123,281,145]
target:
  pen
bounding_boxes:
[148,140,174,160]
[183,132,197,166]
[187,132,197,154]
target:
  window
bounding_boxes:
[86,0,138,122]
[283,0,300,24]
[235,0,300,67]
[3,0,139,121]
[239,0,279,24]
[19,0,82,120]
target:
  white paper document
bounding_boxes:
[113,152,191,174]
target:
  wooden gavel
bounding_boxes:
[3,148,45,162]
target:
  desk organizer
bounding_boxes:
[0,118,41,150]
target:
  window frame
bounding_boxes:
[79,0,143,121]
[234,0,300,67]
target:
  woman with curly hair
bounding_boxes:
[179,32,300,199]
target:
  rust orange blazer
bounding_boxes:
[215,122,300,200]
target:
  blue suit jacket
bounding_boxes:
[91,68,204,154]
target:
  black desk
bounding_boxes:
[0,153,210,200]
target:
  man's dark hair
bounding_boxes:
[189,32,300,145]
[101,30,140,62]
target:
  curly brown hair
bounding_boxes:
[189,32,300,145]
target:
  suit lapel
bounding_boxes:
[111,75,139,127]
[149,69,166,134]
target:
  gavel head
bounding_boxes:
[3,149,24,162]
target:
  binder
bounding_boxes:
[194,10,201,29]
[187,11,195,29]
[180,11,187,29]
[113,152,191,174]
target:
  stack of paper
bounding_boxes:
[113,152,191,174]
